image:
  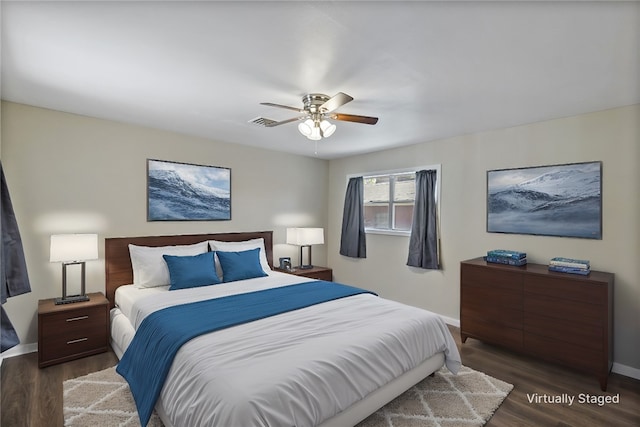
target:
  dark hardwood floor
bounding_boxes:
[457,327,640,427]
[1,349,119,427]
[2,325,638,427]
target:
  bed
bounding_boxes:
[105,231,461,427]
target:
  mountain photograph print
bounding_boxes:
[147,159,231,221]
[487,161,602,239]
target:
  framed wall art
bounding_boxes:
[147,159,231,221]
[487,161,602,239]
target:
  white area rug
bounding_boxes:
[63,365,512,426]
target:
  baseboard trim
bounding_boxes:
[612,362,640,381]
[0,342,38,367]
[441,315,460,328]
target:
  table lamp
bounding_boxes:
[50,234,98,305]
[286,228,324,269]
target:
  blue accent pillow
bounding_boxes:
[216,248,268,283]
[163,252,221,290]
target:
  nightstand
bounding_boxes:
[38,292,110,368]
[275,265,333,281]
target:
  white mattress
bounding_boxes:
[112,272,461,426]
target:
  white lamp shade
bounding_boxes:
[320,120,336,138]
[298,119,314,137]
[50,234,98,262]
[307,125,322,141]
[286,228,325,246]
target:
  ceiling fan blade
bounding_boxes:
[249,116,306,127]
[320,92,354,112]
[270,116,306,126]
[332,113,379,125]
[260,102,304,113]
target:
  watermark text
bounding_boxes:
[526,393,620,407]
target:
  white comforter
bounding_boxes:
[117,273,461,427]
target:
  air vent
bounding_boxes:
[249,117,278,127]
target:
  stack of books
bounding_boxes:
[484,249,527,266]
[549,257,590,275]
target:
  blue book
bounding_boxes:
[487,249,526,260]
[485,255,527,266]
[548,265,590,275]
[550,257,590,269]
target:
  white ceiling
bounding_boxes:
[2,1,639,159]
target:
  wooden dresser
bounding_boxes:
[460,257,613,390]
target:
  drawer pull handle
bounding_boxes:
[66,316,89,322]
[67,337,88,345]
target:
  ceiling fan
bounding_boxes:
[250,92,378,140]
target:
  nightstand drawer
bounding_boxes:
[40,306,107,338]
[38,292,109,367]
[41,329,108,363]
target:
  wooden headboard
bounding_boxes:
[104,231,273,308]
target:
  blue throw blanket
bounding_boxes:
[116,281,376,426]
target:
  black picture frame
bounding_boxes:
[487,161,602,239]
[147,159,231,221]
[279,257,292,271]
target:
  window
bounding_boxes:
[355,165,440,236]
[363,173,414,232]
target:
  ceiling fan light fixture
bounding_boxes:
[320,120,336,138]
[298,119,313,137]
[307,125,322,140]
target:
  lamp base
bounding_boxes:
[55,294,90,305]
[299,264,314,270]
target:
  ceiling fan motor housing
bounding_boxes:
[302,94,331,114]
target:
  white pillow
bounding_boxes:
[129,242,209,288]
[207,238,272,276]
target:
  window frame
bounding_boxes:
[348,164,441,237]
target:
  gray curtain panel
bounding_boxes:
[340,177,367,258]
[407,169,439,269]
[1,161,32,352]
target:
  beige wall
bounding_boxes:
[2,101,639,377]
[328,105,640,374]
[1,101,329,348]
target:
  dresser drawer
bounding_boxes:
[524,276,606,304]
[524,294,603,326]
[461,284,522,310]
[524,312,603,350]
[461,264,522,292]
[461,303,522,329]
[462,315,523,350]
[524,333,603,373]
